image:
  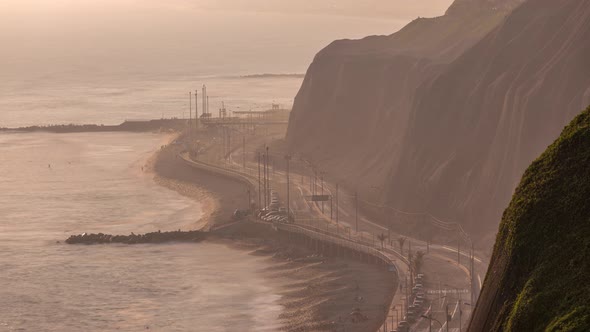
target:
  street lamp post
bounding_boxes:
[320,172,324,213]
[355,191,359,232]
[266,146,270,206]
[336,183,339,226]
[285,154,292,222]
[263,152,267,210]
[257,153,261,209]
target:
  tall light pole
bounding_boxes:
[355,191,359,232]
[242,136,246,169]
[335,184,339,225]
[258,152,262,209]
[285,154,291,222]
[266,146,270,206]
[202,85,207,117]
[320,172,325,213]
[262,153,268,209]
[195,90,199,131]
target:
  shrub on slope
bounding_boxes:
[470,106,590,331]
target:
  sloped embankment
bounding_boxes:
[468,106,590,331]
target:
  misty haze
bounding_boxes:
[1,1,589,332]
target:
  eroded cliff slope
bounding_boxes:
[287,0,590,239]
[468,106,590,331]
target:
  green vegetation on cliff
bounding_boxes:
[471,106,590,331]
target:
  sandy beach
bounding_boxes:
[149,139,395,331]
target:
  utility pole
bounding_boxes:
[458,240,461,264]
[313,170,317,195]
[222,127,226,162]
[195,90,199,132]
[285,154,291,222]
[355,191,359,232]
[405,276,409,316]
[330,195,333,221]
[471,243,475,307]
[189,91,192,137]
[263,152,267,209]
[320,173,324,213]
[258,153,262,209]
[242,136,246,169]
[202,85,207,118]
[266,146,270,206]
[336,184,339,225]
[228,128,232,162]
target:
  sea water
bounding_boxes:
[0,133,283,331]
[0,3,409,330]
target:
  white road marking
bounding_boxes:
[441,245,483,263]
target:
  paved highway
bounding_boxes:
[197,132,488,332]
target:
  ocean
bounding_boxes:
[0,3,407,330]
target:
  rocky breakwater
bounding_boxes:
[65,230,207,245]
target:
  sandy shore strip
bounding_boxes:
[150,140,395,331]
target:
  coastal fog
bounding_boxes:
[0,1,461,331]
[0,0,451,127]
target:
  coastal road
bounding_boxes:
[203,132,485,332]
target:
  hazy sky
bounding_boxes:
[0,0,453,79]
[0,1,452,18]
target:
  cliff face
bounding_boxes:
[287,0,519,194]
[286,0,590,238]
[468,106,590,331]
[386,0,590,236]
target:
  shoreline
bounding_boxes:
[0,118,187,134]
[150,137,394,332]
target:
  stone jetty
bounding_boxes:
[65,230,207,245]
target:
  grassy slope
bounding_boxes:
[481,106,590,331]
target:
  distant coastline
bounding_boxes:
[0,119,187,134]
[239,73,305,79]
